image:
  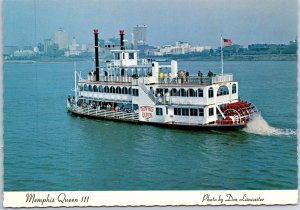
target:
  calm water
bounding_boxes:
[4,60,298,191]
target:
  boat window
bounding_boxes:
[174,108,178,115]
[180,88,187,97]
[129,53,134,59]
[199,108,204,116]
[84,84,88,91]
[208,87,214,98]
[132,89,139,96]
[88,85,93,91]
[209,107,214,116]
[110,86,115,93]
[104,86,109,93]
[115,53,120,60]
[122,53,125,59]
[182,108,189,116]
[156,88,164,95]
[232,84,237,94]
[122,87,128,94]
[174,107,182,115]
[156,108,163,116]
[99,85,103,92]
[79,85,83,91]
[198,88,203,97]
[190,108,198,116]
[116,86,122,94]
[93,85,98,92]
[171,88,178,96]
[217,85,229,96]
[128,87,132,95]
[166,107,168,115]
[178,108,182,115]
[188,89,196,97]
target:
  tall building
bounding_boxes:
[133,25,147,47]
[54,27,69,50]
[44,38,52,53]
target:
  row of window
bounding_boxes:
[174,108,205,117]
[81,84,237,98]
[81,84,132,95]
[156,88,204,97]
[157,85,236,98]
[155,107,216,117]
[114,52,135,60]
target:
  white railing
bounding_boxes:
[212,74,233,83]
[73,107,139,121]
[158,76,212,85]
[99,76,133,83]
[158,74,233,85]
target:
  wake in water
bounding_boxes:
[243,113,297,136]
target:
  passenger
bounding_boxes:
[198,71,203,77]
[159,72,164,78]
[207,70,214,77]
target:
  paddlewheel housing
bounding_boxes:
[220,101,257,125]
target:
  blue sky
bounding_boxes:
[3,0,298,47]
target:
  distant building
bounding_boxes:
[44,38,53,53]
[65,37,81,57]
[151,41,211,56]
[37,43,44,52]
[54,27,69,50]
[108,37,120,46]
[23,46,33,51]
[13,50,35,59]
[3,46,19,56]
[133,25,147,48]
[223,44,244,56]
[46,43,61,57]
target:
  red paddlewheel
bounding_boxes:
[221,100,256,124]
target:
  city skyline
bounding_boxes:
[3,0,298,48]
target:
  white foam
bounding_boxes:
[243,113,296,136]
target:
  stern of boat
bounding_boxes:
[218,100,258,127]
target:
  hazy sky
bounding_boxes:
[3,0,298,47]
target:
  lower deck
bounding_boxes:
[67,102,245,131]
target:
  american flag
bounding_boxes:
[223,38,232,46]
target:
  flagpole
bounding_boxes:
[221,35,224,76]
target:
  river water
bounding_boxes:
[4,60,297,191]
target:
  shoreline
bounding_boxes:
[3,54,297,63]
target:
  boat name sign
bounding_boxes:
[140,105,154,121]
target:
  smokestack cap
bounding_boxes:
[94,29,99,34]
[120,30,125,35]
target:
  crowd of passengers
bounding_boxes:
[78,100,139,113]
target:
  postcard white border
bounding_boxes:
[3,190,298,207]
[1,0,300,209]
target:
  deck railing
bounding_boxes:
[73,107,139,121]
[158,74,233,85]
[99,76,133,83]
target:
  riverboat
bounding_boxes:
[67,29,257,130]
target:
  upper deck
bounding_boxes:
[80,73,234,87]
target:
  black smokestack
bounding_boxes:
[120,30,125,50]
[94,29,100,81]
